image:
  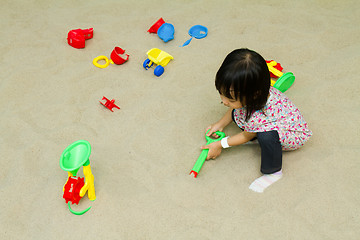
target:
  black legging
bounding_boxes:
[232,110,282,174]
[257,131,282,174]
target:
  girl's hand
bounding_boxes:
[201,141,222,160]
[205,108,233,138]
[205,124,224,138]
[202,109,234,160]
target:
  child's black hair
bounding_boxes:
[215,48,270,121]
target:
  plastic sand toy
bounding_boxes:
[100,96,120,112]
[180,25,208,47]
[157,23,175,43]
[143,48,173,77]
[148,18,175,43]
[266,60,295,93]
[190,130,226,178]
[93,47,129,69]
[148,18,165,33]
[67,28,93,49]
[60,140,96,215]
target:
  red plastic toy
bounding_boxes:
[266,60,283,78]
[110,47,129,65]
[63,176,85,205]
[148,18,165,33]
[67,28,93,49]
[100,96,120,112]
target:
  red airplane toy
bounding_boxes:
[100,96,120,112]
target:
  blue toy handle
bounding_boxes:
[180,37,193,47]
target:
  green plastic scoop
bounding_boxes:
[60,140,91,176]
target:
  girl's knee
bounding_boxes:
[257,131,280,143]
[257,131,282,174]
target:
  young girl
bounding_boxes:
[202,48,312,192]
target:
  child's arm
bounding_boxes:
[201,130,257,160]
[227,131,257,146]
[206,108,233,137]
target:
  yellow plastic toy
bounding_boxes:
[143,48,173,77]
[267,61,283,79]
[267,60,295,93]
[93,55,113,68]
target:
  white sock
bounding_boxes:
[249,170,282,193]
[244,139,258,145]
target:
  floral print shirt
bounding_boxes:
[233,87,312,150]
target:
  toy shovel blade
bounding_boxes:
[180,37,193,47]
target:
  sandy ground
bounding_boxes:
[1,0,359,239]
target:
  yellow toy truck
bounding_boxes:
[143,48,173,77]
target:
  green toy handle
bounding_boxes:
[190,130,226,178]
[68,202,91,215]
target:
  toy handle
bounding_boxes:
[205,130,226,143]
[190,130,226,178]
[190,148,209,177]
[180,37,193,47]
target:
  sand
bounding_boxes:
[1,0,359,239]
